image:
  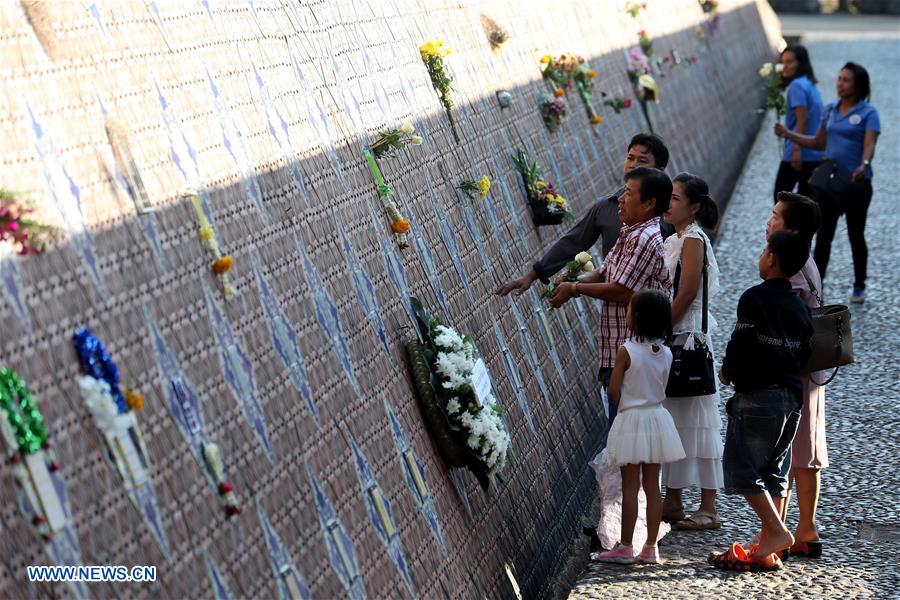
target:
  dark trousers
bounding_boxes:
[814,180,874,289]
[773,160,819,203]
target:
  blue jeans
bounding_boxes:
[723,388,801,497]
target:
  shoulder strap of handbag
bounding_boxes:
[800,268,824,308]
[821,104,835,157]
[672,238,709,335]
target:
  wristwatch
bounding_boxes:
[863,159,871,166]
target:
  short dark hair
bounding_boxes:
[776,191,820,246]
[767,231,809,277]
[781,44,817,85]
[628,133,670,169]
[630,289,672,341]
[673,172,719,230]
[625,167,672,216]
[841,62,871,101]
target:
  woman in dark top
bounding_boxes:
[776,62,881,304]
[773,45,823,203]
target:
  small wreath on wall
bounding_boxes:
[405,298,510,490]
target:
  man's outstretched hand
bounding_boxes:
[495,268,539,296]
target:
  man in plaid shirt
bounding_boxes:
[550,167,673,420]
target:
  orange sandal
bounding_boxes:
[788,540,822,558]
[708,543,783,572]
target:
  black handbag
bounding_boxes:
[808,106,865,214]
[665,244,717,398]
[799,270,853,385]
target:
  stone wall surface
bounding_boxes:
[0,1,779,598]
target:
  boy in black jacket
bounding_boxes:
[710,232,814,571]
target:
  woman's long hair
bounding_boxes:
[781,44,817,87]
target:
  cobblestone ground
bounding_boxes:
[569,17,900,599]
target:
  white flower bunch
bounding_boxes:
[433,325,477,390]
[79,375,119,431]
[758,62,784,77]
[574,251,595,273]
[433,325,466,353]
[371,122,423,158]
[541,249,596,304]
[460,396,511,474]
[428,322,511,474]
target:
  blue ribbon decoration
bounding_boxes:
[72,328,128,413]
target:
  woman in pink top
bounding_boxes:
[766,191,826,559]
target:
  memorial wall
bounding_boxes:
[0,0,780,597]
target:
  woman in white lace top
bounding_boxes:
[660,173,725,530]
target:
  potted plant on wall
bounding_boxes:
[511,149,570,227]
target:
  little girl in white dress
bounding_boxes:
[595,290,686,564]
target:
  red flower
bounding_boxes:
[218,481,234,495]
[624,98,633,108]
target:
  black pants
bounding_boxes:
[773,160,819,203]
[813,180,873,289]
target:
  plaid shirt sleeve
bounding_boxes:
[608,228,662,292]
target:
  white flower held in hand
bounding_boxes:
[400,122,415,135]
[575,251,592,265]
[583,260,595,272]
[759,62,773,77]
[775,63,784,73]
[409,135,423,145]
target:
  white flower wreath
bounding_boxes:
[430,325,511,475]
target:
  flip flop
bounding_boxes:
[662,509,686,524]
[708,543,783,572]
[788,540,822,559]
[676,511,722,531]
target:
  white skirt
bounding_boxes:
[663,393,724,490]
[605,405,686,467]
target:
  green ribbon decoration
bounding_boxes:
[364,149,394,198]
[0,368,48,455]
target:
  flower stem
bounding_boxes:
[443,98,460,144]
[364,149,393,197]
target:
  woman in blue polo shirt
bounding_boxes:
[776,62,881,303]
[773,45,823,203]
